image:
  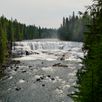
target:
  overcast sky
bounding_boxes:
[0,0,92,28]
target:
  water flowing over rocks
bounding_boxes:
[0,39,84,102]
[12,39,83,61]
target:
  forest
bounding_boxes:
[0,0,102,101]
[58,11,91,42]
[72,0,102,101]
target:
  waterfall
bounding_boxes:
[13,40,83,51]
[12,39,83,60]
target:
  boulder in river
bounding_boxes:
[47,75,51,78]
[51,78,55,81]
[60,54,66,60]
[15,87,21,91]
[25,51,29,55]
[42,84,45,87]
[36,78,41,82]
[52,63,68,67]
[22,70,27,73]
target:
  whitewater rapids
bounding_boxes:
[12,39,83,62]
[0,39,84,102]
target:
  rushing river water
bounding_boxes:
[0,39,83,102]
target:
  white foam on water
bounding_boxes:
[12,39,83,61]
[42,67,54,72]
[18,79,25,83]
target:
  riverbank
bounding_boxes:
[0,60,20,79]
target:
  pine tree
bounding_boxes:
[0,24,8,65]
[73,0,102,101]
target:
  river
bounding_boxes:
[0,39,83,102]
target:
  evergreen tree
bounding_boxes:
[73,0,102,101]
[58,12,90,41]
[0,24,8,65]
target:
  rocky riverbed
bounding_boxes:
[0,39,83,102]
